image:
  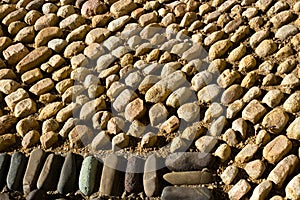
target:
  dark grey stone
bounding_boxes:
[165,152,214,171]
[0,153,10,190]
[161,186,213,200]
[57,152,77,194]
[7,152,27,191]
[124,156,144,193]
[23,149,46,195]
[37,154,63,191]
[99,154,126,196]
[26,189,48,200]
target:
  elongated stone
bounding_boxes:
[0,153,10,190]
[161,186,212,200]
[143,154,164,197]
[125,156,144,193]
[79,156,99,196]
[163,171,213,185]
[99,154,126,196]
[37,154,63,191]
[165,152,214,171]
[57,152,77,194]
[7,152,27,191]
[26,189,47,200]
[23,149,46,195]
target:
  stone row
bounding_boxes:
[0,150,214,199]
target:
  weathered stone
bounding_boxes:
[85,28,110,45]
[228,179,251,200]
[23,149,46,195]
[59,14,85,30]
[262,108,289,134]
[48,39,68,53]
[91,131,111,151]
[3,43,29,65]
[39,102,64,120]
[235,144,259,163]
[2,8,27,26]
[34,13,58,31]
[271,10,294,28]
[125,156,144,193]
[69,125,94,148]
[238,55,257,72]
[283,92,300,113]
[22,130,40,148]
[110,0,137,17]
[242,100,267,124]
[112,132,130,151]
[208,39,232,60]
[255,39,277,58]
[221,165,238,185]
[40,131,58,149]
[286,173,300,200]
[0,79,20,94]
[35,27,63,47]
[250,180,272,200]
[161,186,212,200]
[107,117,125,134]
[165,152,214,171]
[244,159,266,180]
[14,98,37,118]
[267,155,299,188]
[124,98,146,122]
[263,135,292,164]
[262,89,284,108]
[16,46,52,74]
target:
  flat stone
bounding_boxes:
[7,152,27,191]
[108,15,130,32]
[48,39,68,53]
[16,46,52,74]
[160,116,180,134]
[57,152,78,194]
[125,156,144,193]
[217,69,241,88]
[79,156,99,196]
[270,10,294,28]
[165,152,214,172]
[2,8,27,26]
[250,29,270,48]
[262,89,284,108]
[113,89,137,112]
[163,171,213,185]
[59,118,78,139]
[37,154,63,191]
[143,155,163,197]
[250,180,272,200]
[0,153,10,190]
[263,135,292,164]
[99,154,126,196]
[23,149,46,195]
[91,131,111,151]
[161,186,212,200]
[228,179,251,200]
[177,102,200,122]
[85,28,110,45]
[262,108,289,134]
[112,132,130,151]
[286,173,300,200]
[21,68,43,85]
[38,102,64,121]
[267,155,299,188]
[221,84,243,106]
[287,117,300,140]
